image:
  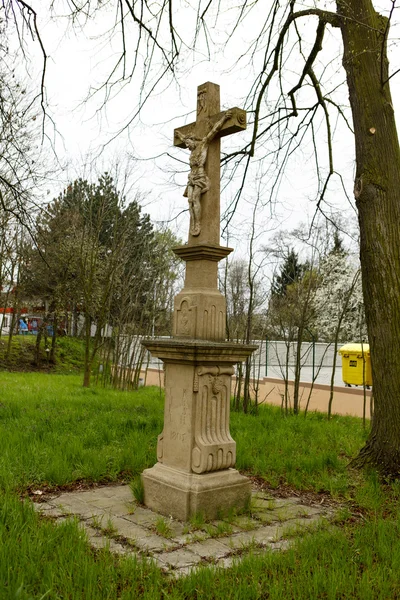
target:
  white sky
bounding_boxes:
[16,1,400,266]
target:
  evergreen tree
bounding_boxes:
[271,249,306,297]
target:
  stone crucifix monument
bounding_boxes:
[142,82,256,521]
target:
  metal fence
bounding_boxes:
[142,338,343,384]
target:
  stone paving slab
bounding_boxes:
[157,548,203,569]
[33,483,335,577]
[189,538,231,559]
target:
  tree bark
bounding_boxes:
[83,316,92,387]
[50,313,58,363]
[337,0,400,475]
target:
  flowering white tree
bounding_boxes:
[313,252,367,343]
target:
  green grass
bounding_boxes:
[154,516,173,538]
[0,335,87,373]
[233,404,369,496]
[0,373,162,491]
[1,371,400,598]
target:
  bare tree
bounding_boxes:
[0,8,52,234]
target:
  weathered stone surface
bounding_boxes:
[123,506,160,527]
[157,548,203,568]
[142,463,251,521]
[95,515,148,542]
[33,504,64,518]
[189,538,230,559]
[134,535,176,553]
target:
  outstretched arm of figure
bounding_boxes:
[205,111,232,143]
[175,130,190,147]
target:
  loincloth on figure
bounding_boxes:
[183,172,210,198]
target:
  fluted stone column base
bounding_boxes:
[142,462,251,521]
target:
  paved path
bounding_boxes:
[33,483,335,577]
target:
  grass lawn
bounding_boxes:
[1,372,400,599]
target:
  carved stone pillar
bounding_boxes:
[141,340,256,520]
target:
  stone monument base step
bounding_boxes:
[142,463,251,521]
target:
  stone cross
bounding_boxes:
[174,82,246,245]
[141,82,255,521]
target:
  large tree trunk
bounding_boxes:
[338,0,400,475]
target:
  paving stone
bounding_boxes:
[68,489,106,502]
[108,486,134,502]
[152,556,171,572]
[274,503,327,521]
[123,506,160,526]
[295,505,329,518]
[172,531,208,545]
[252,511,274,525]
[99,486,131,499]
[157,548,203,568]
[95,501,132,517]
[94,515,149,540]
[233,515,261,531]
[281,516,322,534]
[217,556,236,569]
[189,538,230,559]
[273,498,298,508]
[252,492,274,501]
[134,534,176,552]
[55,516,74,525]
[169,565,204,579]
[54,497,106,518]
[270,539,291,551]
[165,520,186,538]
[269,504,312,521]
[204,522,239,537]
[218,530,263,550]
[248,525,284,544]
[84,529,127,554]
[84,497,120,509]
[33,504,64,518]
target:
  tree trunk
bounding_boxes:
[50,314,58,363]
[83,316,92,387]
[338,0,400,475]
[243,356,251,414]
[293,328,303,415]
[235,362,243,411]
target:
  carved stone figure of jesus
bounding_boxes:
[176,111,232,236]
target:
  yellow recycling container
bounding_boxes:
[338,343,372,387]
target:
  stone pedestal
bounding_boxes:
[141,340,256,520]
[142,463,250,521]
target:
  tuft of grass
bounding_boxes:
[188,512,206,531]
[154,516,173,539]
[206,521,233,538]
[102,517,118,536]
[130,475,145,505]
